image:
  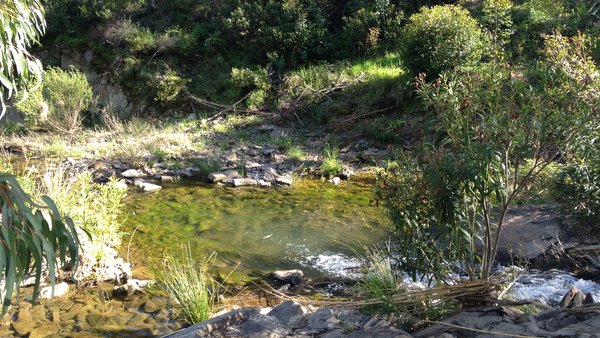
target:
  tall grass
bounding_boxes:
[356,241,401,313]
[158,246,217,324]
[37,165,127,263]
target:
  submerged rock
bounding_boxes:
[133,179,162,192]
[40,282,70,299]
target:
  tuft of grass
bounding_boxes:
[321,144,343,177]
[158,246,217,324]
[287,145,306,162]
[356,241,401,314]
[191,157,222,177]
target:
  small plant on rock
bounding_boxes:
[321,143,343,177]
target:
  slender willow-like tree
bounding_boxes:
[0,0,80,312]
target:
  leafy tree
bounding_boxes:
[379,32,600,281]
[0,0,80,312]
[0,0,44,117]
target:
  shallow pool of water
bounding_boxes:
[122,179,392,281]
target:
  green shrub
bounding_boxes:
[341,1,405,56]
[155,69,188,104]
[0,173,80,313]
[321,144,343,177]
[287,145,306,162]
[17,67,94,133]
[555,140,600,227]
[158,247,217,324]
[231,67,270,108]
[402,5,488,76]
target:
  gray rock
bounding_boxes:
[208,172,227,183]
[258,180,272,187]
[275,176,293,186]
[268,301,305,325]
[270,270,304,286]
[164,308,261,338]
[340,167,354,180]
[331,177,341,185]
[270,128,287,140]
[121,169,144,178]
[234,178,258,187]
[40,282,70,299]
[345,328,413,338]
[223,170,241,179]
[559,287,594,308]
[238,315,288,338]
[263,167,279,182]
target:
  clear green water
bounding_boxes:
[122,179,392,281]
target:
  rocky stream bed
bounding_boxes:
[2,138,600,337]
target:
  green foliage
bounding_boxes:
[154,69,188,104]
[380,32,600,281]
[191,158,222,178]
[402,5,489,76]
[0,173,80,313]
[321,144,343,177]
[340,0,405,56]
[481,0,514,59]
[357,242,401,314]
[286,145,306,162]
[555,137,600,226]
[0,0,45,115]
[231,67,270,108]
[157,247,216,324]
[39,169,126,262]
[17,67,94,133]
[362,117,406,145]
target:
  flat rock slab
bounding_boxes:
[164,306,411,338]
[414,306,600,338]
[494,205,563,263]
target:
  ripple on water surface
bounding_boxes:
[122,179,392,280]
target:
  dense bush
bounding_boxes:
[340,0,405,56]
[401,5,489,76]
[555,140,600,227]
[17,67,94,132]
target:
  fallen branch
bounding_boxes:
[187,92,266,122]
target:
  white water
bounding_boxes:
[507,269,600,305]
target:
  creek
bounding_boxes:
[122,178,392,282]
